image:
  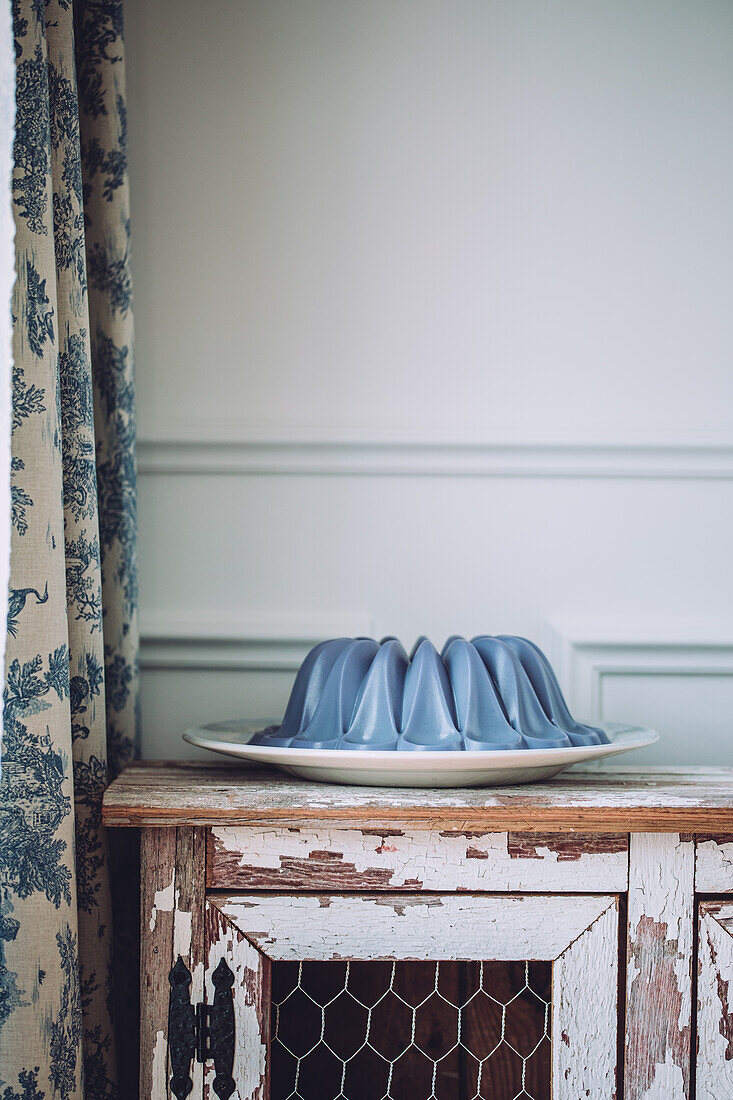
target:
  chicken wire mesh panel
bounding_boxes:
[270,958,551,1100]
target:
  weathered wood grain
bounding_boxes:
[695,833,733,892]
[103,763,733,831]
[140,827,207,1100]
[140,828,177,1100]
[208,824,628,892]
[206,900,269,1100]
[213,892,616,962]
[625,832,694,1100]
[174,827,207,1098]
[553,897,618,1099]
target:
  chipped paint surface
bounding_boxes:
[173,900,192,959]
[210,825,628,893]
[636,1056,685,1099]
[170,896,205,1095]
[140,829,178,1100]
[710,938,733,1061]
[552,900,618,1098]
[151,1029,167,1100]
[149,873,175,932]
[697,902,733,1097]
[217,892,614,962]
[625,833,693,1100]
[206,903,267,1100]
[695,834,733,892]
[127,782,725,1100]
[214,892,619,1097]
[506,831,626,861]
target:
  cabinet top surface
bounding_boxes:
[102,761,733,832]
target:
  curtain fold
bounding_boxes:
[1,1,138,1096]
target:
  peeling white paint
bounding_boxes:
[553,901,618,1098]
[169,890,203,1094]
[212,825,627,892]
[185,942,205,1096]
[149,873,175,933]
[642,1057,687,1100]
[191,960,205,999]
[212,892,618,1097]
[151,1029,167,1100]
[173,894,192,958]
[697,903,733,1099]
[696,837,733,892]
[207,917,267,1100]
[218,892,613,962]
[626,833,694,1100]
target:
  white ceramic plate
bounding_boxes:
[183,720,658,788]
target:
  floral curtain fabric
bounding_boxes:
[1,1,138,1096]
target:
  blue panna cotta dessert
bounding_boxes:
[249,636,610,752]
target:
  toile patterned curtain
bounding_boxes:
[1,1,138,1097]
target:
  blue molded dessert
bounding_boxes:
[249,636,610,752]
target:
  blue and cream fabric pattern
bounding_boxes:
[1,1,138,1096]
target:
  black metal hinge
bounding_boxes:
[168,956,236,1100]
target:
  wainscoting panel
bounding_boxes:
[139,612,374,671]
[138,612,373,758]
[139,611,733,765]
[138,667,294,760]
[137,471,733,763]
[546,619,733,766]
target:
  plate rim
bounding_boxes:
[183,721,659,769]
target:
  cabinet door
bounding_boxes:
[697,900,733,1098]
[205,892,619,1100]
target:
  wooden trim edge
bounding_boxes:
[103,806,733,832]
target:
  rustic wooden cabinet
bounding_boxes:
[102,763,733,1100]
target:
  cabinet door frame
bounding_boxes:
[206,892,619,1100]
